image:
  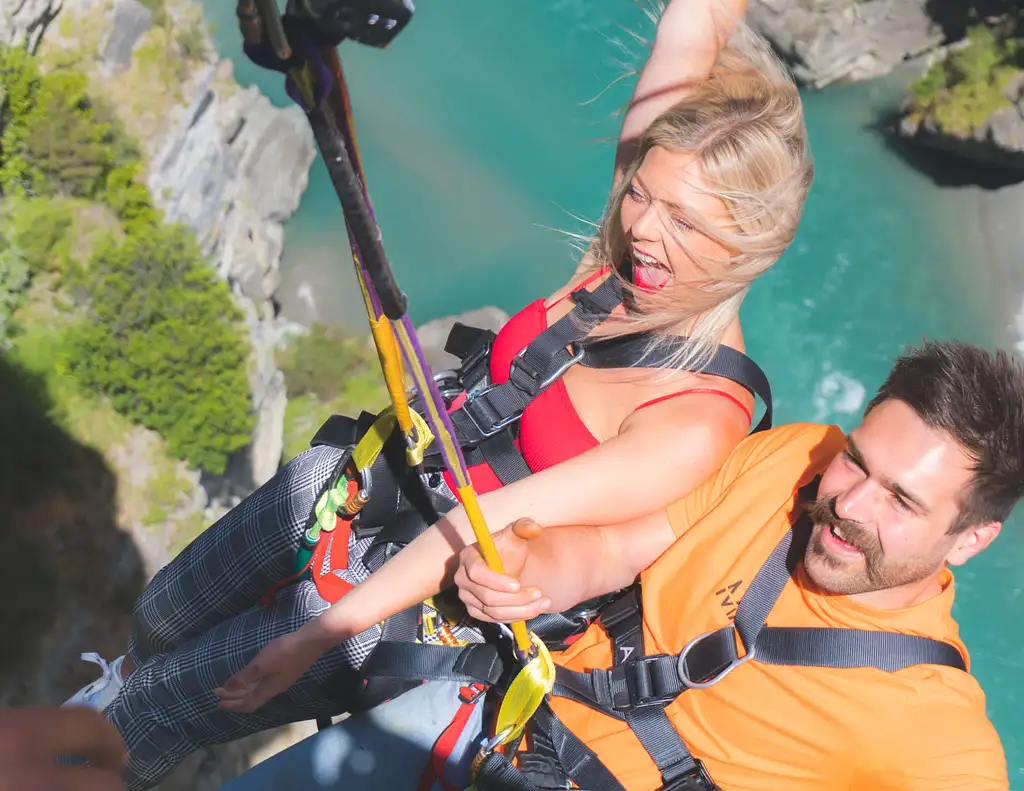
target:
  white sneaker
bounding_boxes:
[63,652,126,711]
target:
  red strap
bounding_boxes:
[310,514,355,604]
[633,387,753,424]
[417,684,487,791]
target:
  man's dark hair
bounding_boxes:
[866,340,1024,533]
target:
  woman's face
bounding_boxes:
[619,146,731,291]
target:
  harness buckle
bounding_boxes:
[614,655,682,711]
[457,337,493,388]
[676,624,756,690]
[663,759,719,791]
[508,346,585,396]
[462,391,522,439]
[459,683,488,705]
[432,369,464,406]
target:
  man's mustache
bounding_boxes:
[806,495,874,554]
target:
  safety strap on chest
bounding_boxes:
[428,277,776,487]
[423,277,625,484]
[472,512,968,791]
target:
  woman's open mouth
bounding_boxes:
[631,246,672,290]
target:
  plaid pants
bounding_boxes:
[106,444,481,791]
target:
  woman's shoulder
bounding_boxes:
[542,251,610,310]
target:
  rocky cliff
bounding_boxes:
[0,0,63,52]
[10,0,318,496]
[896,24,1024,177]
[746,0,944,88]
[146,59,316,497]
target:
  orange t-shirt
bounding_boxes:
[547,423,1008,791]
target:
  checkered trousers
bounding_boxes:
[107,445,381,790]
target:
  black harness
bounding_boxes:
[306,275,775,710]
[359,504,967,791]
[313,275,772,569]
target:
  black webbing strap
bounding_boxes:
[600,584,645,665]
[448,277,624,447]
[517,724,570,790]
[625,707,713,790]
[358,604,425,706]
[475,428,533,485]
[474,703,628,791]
[361,509,434,572]
[754,627,968,672]
[359,641,505,686]
[580,334,774,434]
[444,322,496,393]
[530,512,969,791]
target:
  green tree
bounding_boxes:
[3,195,74,275]
[103,162,160,233]
[68,225,255,474]
[0,242,29,346]
[18,70,116,198]
[0,44,42,194]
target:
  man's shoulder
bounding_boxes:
[725,422,846,478]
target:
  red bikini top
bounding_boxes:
[445,269,751,496]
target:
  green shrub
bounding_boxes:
[67,225,254,474]
[0,243,29,346]
[0,44,41,193]
[103,162,160,233]
[3,196,75,275]
[278,323,375,402]
[908,25,1021,136]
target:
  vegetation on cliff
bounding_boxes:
[278,324,389,461]
[0,44,252,476]
[906,23,1022,137]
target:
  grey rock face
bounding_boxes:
[0,0,63,52]
[147,59,316,490]
[747,0,944,88]
[98,0,151,75]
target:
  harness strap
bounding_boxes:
[473,705,628,791]
[417,683,488,791]
[480,509,968,791]
[626,707,715,791]
[444,322,495,394]
[579,334,773,433]
[475,429,533,486]
[447,277,624,448]
[600,585,645,665]
[361,642,506,687]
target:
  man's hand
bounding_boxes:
[454,518,553,623]
[0,706,126,791]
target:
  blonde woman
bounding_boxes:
[64,2,812,789]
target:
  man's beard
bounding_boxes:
[804,495,943,596]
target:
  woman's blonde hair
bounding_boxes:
[585,19,814,376]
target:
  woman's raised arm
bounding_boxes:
[613,0,747,186]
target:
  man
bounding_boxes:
[0,707,125,790]
[219,340,1022,791]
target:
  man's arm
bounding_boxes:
[455,511,676,623]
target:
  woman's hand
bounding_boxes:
[454,519,552,623]
[213,624,329,714]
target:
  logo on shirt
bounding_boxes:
[715,580,743,621]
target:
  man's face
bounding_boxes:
[805,398,996,600]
